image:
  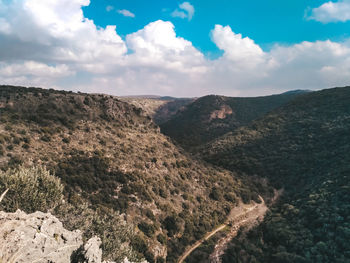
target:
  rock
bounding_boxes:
[0,209,144,263]
[82,236,102,263]
[0,209,82,263]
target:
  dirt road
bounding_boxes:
[178,196,267,263]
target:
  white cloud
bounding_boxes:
[126,20,206,73]
[106,5,114,12]
[180,2,195,20]
[265,40,350,90]
[308,0,350,23]
[0,61,73,78]
[0,0,350,97]
[117,9,135,18]
[211,25,266,68]
[0,0,127,65]
[0,61,74,89]
[171,2,195,21]
[171,10,187,19]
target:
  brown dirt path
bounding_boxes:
[209,196,268,263]
[178,196,267,263]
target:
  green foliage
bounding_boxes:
[161,92,306,150]
[138,222,157,237]
[0,85,256,262]
[163,215,182,237]
[209,186,223,201]
[0,165,63,213]
[205,87,350,263]
[157,234,167,245]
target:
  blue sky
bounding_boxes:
[1,0,350,96]
[83,0,350,55]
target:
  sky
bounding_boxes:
[0,0,350,97]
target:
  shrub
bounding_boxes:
[12,136,21,145]
[144,208,156,221]
[138,222,157,237]
[157,234,167,245]
[41,135,51,142]
[62,137,70,144]
[4,124,12,131]
[7,144,13,150]
[22,143,30,149]
[19,129,26,135]
[163,215,182,237]
[0,166,63,213]
[209,187,223,201]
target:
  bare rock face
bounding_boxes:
[0,209,118,263]
[0,209,83,262]
[209,105,233,121]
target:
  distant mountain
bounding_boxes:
[282,89,311,95]
[120,96,195,125]
[200,86,350,263]
[0,85,261,263]
[160,91,308,150]
[153,98,195,124]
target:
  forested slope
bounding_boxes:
[0,85,263,262]
[160,91,307,150]
[200,87,350,262]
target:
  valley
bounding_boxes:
[0,85,349,263]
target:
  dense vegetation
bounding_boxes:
[0,85,261,262]
[3,85,347,262]
[0,165,63,213]
[201,87,350,262]
[161,91,306,150]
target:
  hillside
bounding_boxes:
[200,87,350,262]
[0,85,264,263]
[160,91,307,150]
[119,96,194,125]
[153,98,195,124]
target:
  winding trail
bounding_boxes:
[178,196,267,263]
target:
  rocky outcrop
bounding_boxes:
[82,236,103,263]
[209,105,233,121]
[0,209,82,262]
[0,209,119,263]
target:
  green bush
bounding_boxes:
[0,166,63,213]
[138,221,157,237]
[157,234,167,245]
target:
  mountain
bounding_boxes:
[200,87,350,262]
[160,91,307,150]
[0,85,261,263]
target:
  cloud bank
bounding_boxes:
[0,0,350,97]
[308,0,350,23]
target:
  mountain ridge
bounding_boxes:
[199,86,350,263]
[160,91,308,150]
